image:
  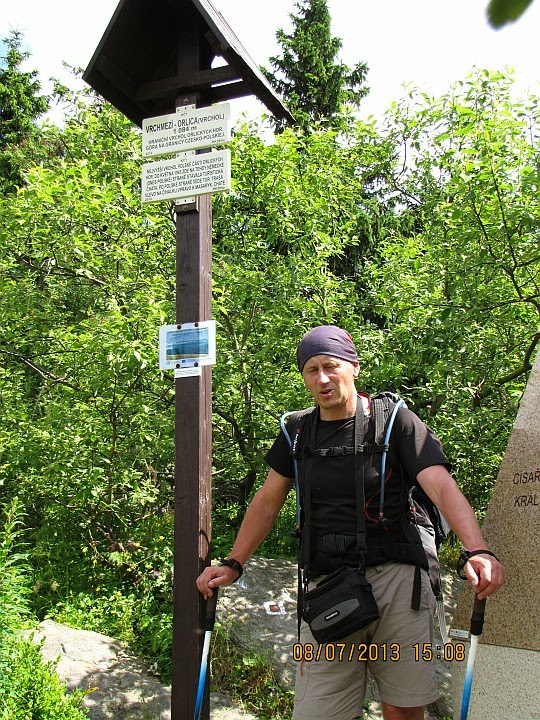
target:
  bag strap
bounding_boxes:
[301,407,318,572]
[280,410,306,535]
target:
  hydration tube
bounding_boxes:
[378,398,405,521]
[280,411,301,530]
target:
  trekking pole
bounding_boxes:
[194,588,219,720]
[459,594,486,720]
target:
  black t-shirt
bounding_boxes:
[265,396,450,572]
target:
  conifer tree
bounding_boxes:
[263,0,369,130]
[0,31,49,194]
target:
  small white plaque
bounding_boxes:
[174,367,202,378]
[449,628,470,639]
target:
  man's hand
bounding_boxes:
[196,564,239,600]
[462,552,505,600]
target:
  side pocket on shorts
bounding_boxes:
[294,657,311,703]
[420,568,437,613]
[294,622,313,703]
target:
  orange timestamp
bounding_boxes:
[293,642,467,663]
[412,642,466,662]
[293,643,401,662]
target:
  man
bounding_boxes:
[196,325,504,720]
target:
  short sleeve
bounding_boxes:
[264,429,295,479]
[393,406,451,482]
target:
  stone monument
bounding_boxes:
[450,349,540,719]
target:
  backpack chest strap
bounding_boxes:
[310,443,389,458]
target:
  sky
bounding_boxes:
[1,0,540,124]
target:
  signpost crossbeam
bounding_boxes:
[135,66,239,102]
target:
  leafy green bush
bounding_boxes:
[0,638,87,720]
[50,590,137,643]
[0,499,88,720]
[0,498,30,632]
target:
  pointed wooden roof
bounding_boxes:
[83,0,294,126]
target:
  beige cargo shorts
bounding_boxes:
[293,562,439,720]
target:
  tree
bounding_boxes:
[210,120,386,540]
[0,90,177,610]
[361,70,540,510]
[263,0,369,130]
[0,31,49,194]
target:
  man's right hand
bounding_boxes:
[196,564,239,599]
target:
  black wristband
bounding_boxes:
[457,548,499,579]
[220,558,243,581]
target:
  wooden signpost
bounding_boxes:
[83,1,293,718]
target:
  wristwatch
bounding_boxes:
[220,557,243,581]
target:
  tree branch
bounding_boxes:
[0,348,81,392]
[497,332,540,386]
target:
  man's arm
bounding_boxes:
[196,468,294,599]
[417,464,505,600]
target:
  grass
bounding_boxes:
[210,622,294,720]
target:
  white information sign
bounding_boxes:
[142,104,230,157]
[159,321,216,370]
[141,150,231,203]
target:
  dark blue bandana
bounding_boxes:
[296,326,358,373]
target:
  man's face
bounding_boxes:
[301,354,359,420]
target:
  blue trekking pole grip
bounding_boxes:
[194,587,219,720]
[459,594,486,720]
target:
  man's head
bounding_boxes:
[296,326,359,420]
[296,325,358,374]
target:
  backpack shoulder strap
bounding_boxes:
[279,407,316,538]
[280,406,316,459]
[279,406,317,642]
[371,391,404,446]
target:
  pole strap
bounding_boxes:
[457,548,500,579]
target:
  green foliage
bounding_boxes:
[263,0,369,130]
[0,499,30,632]
[486,0,535,27]
[50,590,137,643]
[361,69,539,508]
[0,638,88,720]
[0,31,50,194]
[0,90,176,612]
[0,500,87,720]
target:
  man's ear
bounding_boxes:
[352,363,360,378]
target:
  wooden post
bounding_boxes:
[172,190,213,720]
[170,4,213,714]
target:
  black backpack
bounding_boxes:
[280,392,450,643]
